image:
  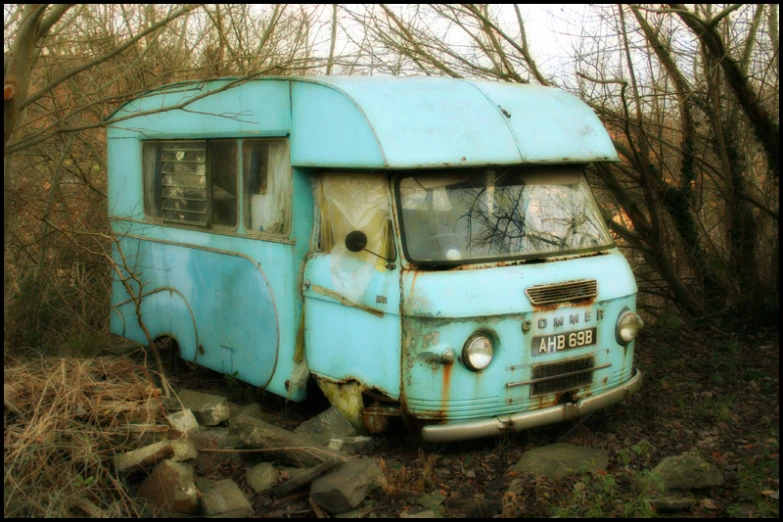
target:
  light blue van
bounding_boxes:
[107,76,643,442]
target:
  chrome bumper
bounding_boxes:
[421,369,643,442]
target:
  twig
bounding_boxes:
[310,498,330,518]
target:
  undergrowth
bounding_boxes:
[3,354,165,517]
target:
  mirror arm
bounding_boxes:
[364,248,396,269]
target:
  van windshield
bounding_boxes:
[397,166,613,265]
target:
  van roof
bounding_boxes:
[107,76,618,168]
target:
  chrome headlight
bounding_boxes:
[462,334,494,371]
[616,310,643,345]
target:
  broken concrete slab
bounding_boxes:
[170,439,198,462]
[246,462,275,495]
[509,443,608,480]
[273,459,341,498]
[200,479,254,518]
[651,453,724,491]
[229,402,263,420]
[166,409,199,433]
[649,496,697,511]
[335,509,360,518]
[328,436,375,455]
[115,440,178,472]
[294,406,358,446]
[137,459,198,514]
[177,389,230,426]
[189,428,246,474]
[310,457,383,514]
[231,414,346,468]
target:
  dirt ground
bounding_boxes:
[177,323,779,518]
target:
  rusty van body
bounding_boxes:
[107,76,642,441]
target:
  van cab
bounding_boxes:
[107,76,642,441]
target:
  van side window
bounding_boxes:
[243,140,290,234]
[317,173,395,261]
[143,140,238,228]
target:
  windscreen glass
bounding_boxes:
[397,167,613,264]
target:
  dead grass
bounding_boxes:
[3,353,166,518]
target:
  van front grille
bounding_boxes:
[525,279,598,306]
[531,356,594,396]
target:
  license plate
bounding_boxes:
[532,327,597,355]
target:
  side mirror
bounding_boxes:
[345,230,368,253]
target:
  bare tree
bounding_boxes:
[352,4,779,322]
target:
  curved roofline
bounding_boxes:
[107,75,619,167]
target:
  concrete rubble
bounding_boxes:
[189,427,246,473]
[246,462,275,495]
[509,442,608,480]
[328,436,375,455]
[112,387,386,517]
[294,406,358,446]
[137,459,198,514]
[114,439,196,472]
[166,409,199,433]
[651,453,724,491]
[231,413,345,467]
[200,479,254,517]
[177,389,230,426]
[310,457,383,514]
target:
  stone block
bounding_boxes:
[167,409,199,433]
[247,462,275,495]
[138,459,198,514]
[652,453,724,491]
[115,440,176,472]
[200,479,254,518]
[294,406,358,446]
[328,436,375,455]
[310,458,382,514]
[509,443,608,480]
[231,414,345,468]
[170,439,198,462]
[177,389,230,426]
[189,428,245,474]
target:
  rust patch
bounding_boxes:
[440,363,452,415]
[361,404,400,434]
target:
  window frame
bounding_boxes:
[141,137,292,238]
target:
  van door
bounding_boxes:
[303,173,402,402]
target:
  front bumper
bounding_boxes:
[421,368,643,442]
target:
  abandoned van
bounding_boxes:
[107,76,643,442]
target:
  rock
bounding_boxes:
[509,443,608,480]
[189,428,245,473]
[335,509,360,518]
[177,389,230,426]
[247,462,276,495]
[200,479,254,518]
[652,454,724,491]
[328,436,375,455]
[405,510,439,518]
[231,414,346,468]
[273,459,342,497]
[137,459,198,514]
[294,406,358,446]
[170,439,198,462]
[167,409,199,433]
[115,440,178,472]
[649,496,697,511]
[229,402,263,420]
[310,457,383,514]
